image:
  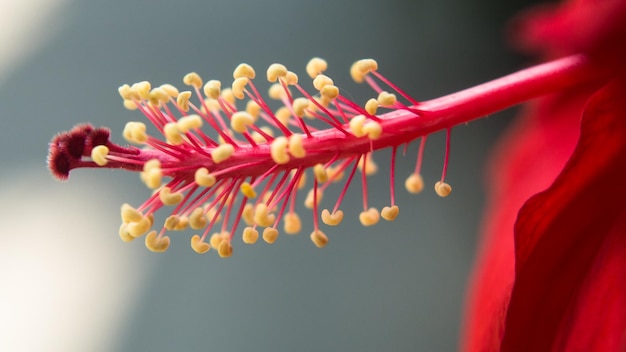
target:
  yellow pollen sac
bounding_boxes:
[143,159,161,172]
[435,181,452,197]
[203,80,221,99]
[127,216,152,238]
[270,136,290,165]
[246,100,261,119]
[349,115,367,137]
[121,203,143,223]
[209,232,224,249]
[194,167,216,188]
[254,203,276,227]
[306,57,328,78]
[240,182,257,198]
[292,97,310,118]
[359,207,380,226]
[313,74,333,91]
[159,84,179,97]
[177,114,203,133]
[327,166,345,183]
[218,240,233,258]
[220,88,236,105]
[183,72,203,88]
[159,187,184,206]
[91,145,109,166]
[377,91,397,106]
[275,107,291,125]
[310,229,329,248]
[266,63,288,82]
[149,87,169,106]
[283,212,301,234]
[122,99,138,110]
[230,111,254,133]
[164,215,180,231]
[365,98,378,115]
[262,227,279,244]
[176,91,192,112]
[313,164,328,183]
[242,227,259,244]
[143,168,162,189]
[321,209,344,226]
[285,71,298,85]
[231,77,249,100]
[268,83,287,100]
[132,81,151,100]
[118,84,133,100]
[381,205,400,221]
[242,203,255,226]
[362,120,383,140]
[145,231,170,253]
[189,207,208,230]
[251,127,273,143]
[175,216,189,231]
[191,234,211,254]
[211,144,235,163]
[288,134,306,158]
[123,121,148,144]
[304,189,323,209]
[320,85,339,100]
[405,173,424,194]
[119,223,134,242]
[350,58,379,83]
[233,63,256,80]
[163,122,184,145]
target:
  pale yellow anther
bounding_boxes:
[119,223,134,242]
[285,71,298,85]
[321,209,343,226]
[242,227,259,244]
[132,81,151,100]
[176,91,192,112]
[209,232,225,249]
[205,207,222,223]
[313,164,328,183]
[189,207,208,230]
[266,63,288,82]
[310,229,329,248]
[177,114,203,133]
[218,240,233,258]
[233,63,256,79]
[183,72,203,88]
[365,98,378,115]
[220,88,236,105]
[164,215,180,231]
[211,144,235,163]
[320,85,339,100]
[91,145,109,166]
[313,74,333,91]
[160,84,179,97]
[275,107,291,125]
[283,212,301,234]
[349,114,367,137]
[381,205,400,221]
[405,173,424,194]
[230,111,254,133]
[246,100,261,119]
[121,203,143,223]
[163,122,184,145]
[159,187,184,206]
[262,227,279,244]
[240,182,257,198]
[306,57,327,78]
[288,134,306,158]
[203,80,221,99]
[435,181,452,197]
[268,83,287,100]
[143,159,161,172]
[194,167,216,187]
[126,216,152,238]
[242,203,255,225]
[359,207,380,226]
[145,231,170,253]
[251,127,273,143]
[123,121,148,144]
[118,84,133,100]
[290,98,308,118]
[191,234,210,254]
[377,91,397,106]
[327,166,345,183]
[123,99,139,110]
[358,154,378,175]
[231,77,249,100]
[143,168,162,189]
[254,203,276,227]
[174,216,189,231]
[350,59,378,83]
[304,98,322,118]
[362,120,383,139]
[270,136,290,164]
[149,87,169,106]
[304,189,323,209]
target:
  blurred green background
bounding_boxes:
[0,0,535,350]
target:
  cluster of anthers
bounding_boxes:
[48,58,454,256]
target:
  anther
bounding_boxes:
[126,216,152,237]
[310,229,329,248]
[270,136,290,164]
[164,215,180,231]
[242,204,255,225]
[177,91,192,112]
[189,207,208,230]
[163,122,184,145]
[283,213,301,234]
[232,77,249,100]
[254,203,276,227]
[132,81,151,100]
[145,231,170,253]
[240,182,257,198]
[266,63,288,82]
[292,97,309,118]
[91,145,109,166]
[242,227,259,244]
[177,114,203,133]
[118,84,133,100]
[230,111,254,133]
[434,181,452,197]
[350,59,378,83]
[221,88,236,105]
[304,189,323,209]
[262,227,279,244]
[405,173,424,194]
[159,84,179,97]
[211,144,235,163]
[313,74,333,91]
[191,234,211,254]
[362,121,383,139]
[119,223,134,242]
[321,85,339,100]
[377,91,397,106]
[349,115,367,137]
[233,63,256,80]
[246,100,261,119]
[321,209,343,226]
[218,240,233,258]
[359,207,380,226]
[121,203,143,223]
[149,87,169,106]
[194,167,216,187]
[288,134,306,158]
[285,71,298,85]
[313,164,328,183]
[306,57,327,78]
[381,205,399,221]
[203,80,221,99]
[365,98,378,115]
[159,187,184,206]
[268,83,287,100]
[183,72,203,89]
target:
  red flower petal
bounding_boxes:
[501,79,626,350]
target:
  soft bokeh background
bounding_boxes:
[0,0,534,351]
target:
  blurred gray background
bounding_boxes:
[0,0,534,351]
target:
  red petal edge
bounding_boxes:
[502,79,626,351]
